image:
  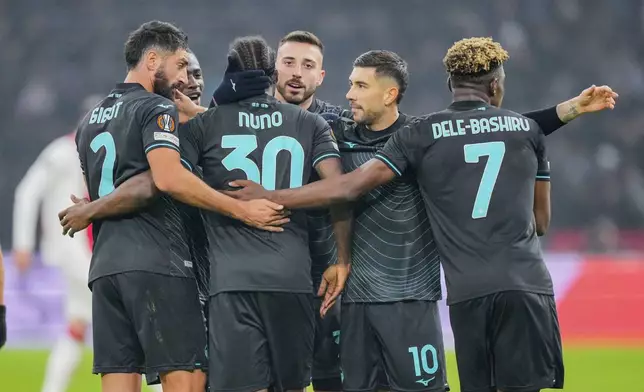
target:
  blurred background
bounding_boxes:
[1,0,643,391]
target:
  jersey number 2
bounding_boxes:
[463,141,506,219]
[222,135,305,190]
[90,132,116,197]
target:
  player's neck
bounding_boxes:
[298,95,315,111]
[367,107,399,132]
[124,70,153,93]
[452,88,491,104]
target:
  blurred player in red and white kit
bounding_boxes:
[11,97,98,392]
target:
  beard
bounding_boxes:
[276,81,316,105]
[353,107,379,127]
[152,66,176,100]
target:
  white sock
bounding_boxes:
[41,333,83,392]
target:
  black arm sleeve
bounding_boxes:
[522,106,565,136]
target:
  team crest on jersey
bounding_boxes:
[156,113,175,132]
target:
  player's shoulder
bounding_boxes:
[283,101,326,126]
[133,92,175,113]
[401,112,441,132]
[314,98,352,118]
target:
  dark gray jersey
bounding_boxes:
[335,114,441,303]
[377,100,553,304]
[180,94,341,295]
[76,83,192,285]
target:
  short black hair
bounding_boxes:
[353,50,409,104]
[124,20,189,70]
[228,36,276,80]
[278,30,324,53]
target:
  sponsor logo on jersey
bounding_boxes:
[154,131,180,146]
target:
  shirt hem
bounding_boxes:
[342,295,442,304]
[88,269,194,286]
[446,287,554,305]
[209,286,314,296]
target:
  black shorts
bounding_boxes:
[209,292,316,392]
[311,297,342,391]
[91,272,207,375]
[449,291,564,392]
[341,301,448,392]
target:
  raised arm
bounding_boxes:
[522,85,618,136]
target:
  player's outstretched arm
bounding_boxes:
[59,171,158,237]
[523,85,618,136]
[147,148,289,232]
[228,158,396,209]
[534,181,551,236]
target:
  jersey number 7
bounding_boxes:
[222,135,305,190]
[463,141,506,219]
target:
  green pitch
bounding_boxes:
[0,346,642,391]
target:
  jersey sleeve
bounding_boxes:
[535,129,551,181]
[311,114,341,168]
[375,119,424,176]
[140,98,181,154]
[178,115,204,172]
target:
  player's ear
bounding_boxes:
[317,69,326,87]
[489,78,498,97]
[447,76,452,92]
[384,86,398,106]
[145,49,159,72]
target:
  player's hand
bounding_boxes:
[12,250,33,274]
[225,179,271,201]
[0,305,6,350]
[575,85,618,114]
[173,89,205,123]
[210,56,272,108]
[58,194,91,238]
[318,264,351,317]
[237,199,291,232]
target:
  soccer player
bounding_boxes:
[270,43,618,392]
[178,35,351,392]
[12,132,92,392]
[75,21,286,392]
[274,30,351,392]
[225,37,617,392]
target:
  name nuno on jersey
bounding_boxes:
[432,115,531,139]
[239,111,283,130]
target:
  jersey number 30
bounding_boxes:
[222,135,305,190]
[463,141,506,219]
[90,132,116,197]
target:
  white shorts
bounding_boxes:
[50,250,92,323]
